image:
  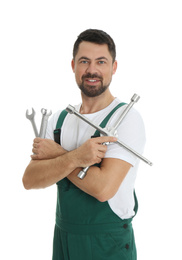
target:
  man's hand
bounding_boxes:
[31,135,117,167]
[72,136,117,168]
[31,138,67,160]
[23,136,117,190]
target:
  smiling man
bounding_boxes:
[72,41,117,98]
[23,29,146,260]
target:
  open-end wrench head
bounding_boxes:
[26,108,35,119]
[131,94,140,103]
[41,108,52,116]
[41,108,47,115]
[47,110,52,116]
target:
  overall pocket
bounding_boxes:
[106,224,136,260]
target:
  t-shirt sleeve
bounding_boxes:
[104,107,146,166]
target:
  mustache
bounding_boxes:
[82,73,103,80]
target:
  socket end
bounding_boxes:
[77,170,87,179]
[66,105,75,114]
[132,94,140,103]
[148,161,153,166]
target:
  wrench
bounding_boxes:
[110,94,140,133]
[26,108,39,137]
[39,108,52,138]
[77,94,140,179]
[66,96,152,179]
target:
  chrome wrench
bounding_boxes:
[107,94,140,135]
[66,95,152,179]
[77,94,140,179]
[39,108,52,138]
[26,108,39,137]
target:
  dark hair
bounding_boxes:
[73,29,116,62]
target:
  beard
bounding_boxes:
[78,73,111,97]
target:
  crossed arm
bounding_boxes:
[22,137,131,202]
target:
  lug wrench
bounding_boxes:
[77,94,140,179]
[108,94,140,135]
[26,108,39,137]
[66,94,152,179]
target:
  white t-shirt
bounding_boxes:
[46,98,146,219]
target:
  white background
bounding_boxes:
[0,0,182,259]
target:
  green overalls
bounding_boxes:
[52,103,138,260]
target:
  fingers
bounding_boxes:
[31,148,38,160]
[97,151,106,159]
[93,136,117,144]
[32,146,37,154]
[94,143,109,163]
[97,143,107,153]
[94,136,116,163]
[31,138,42,160]
[32,142,39,154]
[33,142,38,148]
[92,136,117,155]
[33,137,40,142]
[89,136,116,156]
[32,137,44,152]
[31,153,38,160]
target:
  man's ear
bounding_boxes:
[71,59,75,72]
[112,60,117,75]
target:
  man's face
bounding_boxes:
[72,41,117,97]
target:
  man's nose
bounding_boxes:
[86,62,98,74]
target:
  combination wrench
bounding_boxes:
[39,109,52,138]
[66,94,153,179]
[26,108,39,137]
[26,108,52,138]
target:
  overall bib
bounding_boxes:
[52,103,138,260]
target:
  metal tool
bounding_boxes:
[26,108,52,138]
[66,95,152,179]
[26,108,39,137]
[101,94,140,142]
[39,108,52,138]
[77,94,141,179]
[77,166,90,179]
[110,94,140,134]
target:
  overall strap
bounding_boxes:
[54,110,68,144]
[93,102,126,137]
[133,190,138,216]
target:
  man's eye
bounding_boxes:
[98,61,105,64]
[81,60,88,64]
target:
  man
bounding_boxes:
[23,29,146,260]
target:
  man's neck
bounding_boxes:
[80,89,115,114]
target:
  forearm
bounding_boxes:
[67,158,131,202]
[23,136,118,191]
[23,151,79,190]
[67,165,103,200]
